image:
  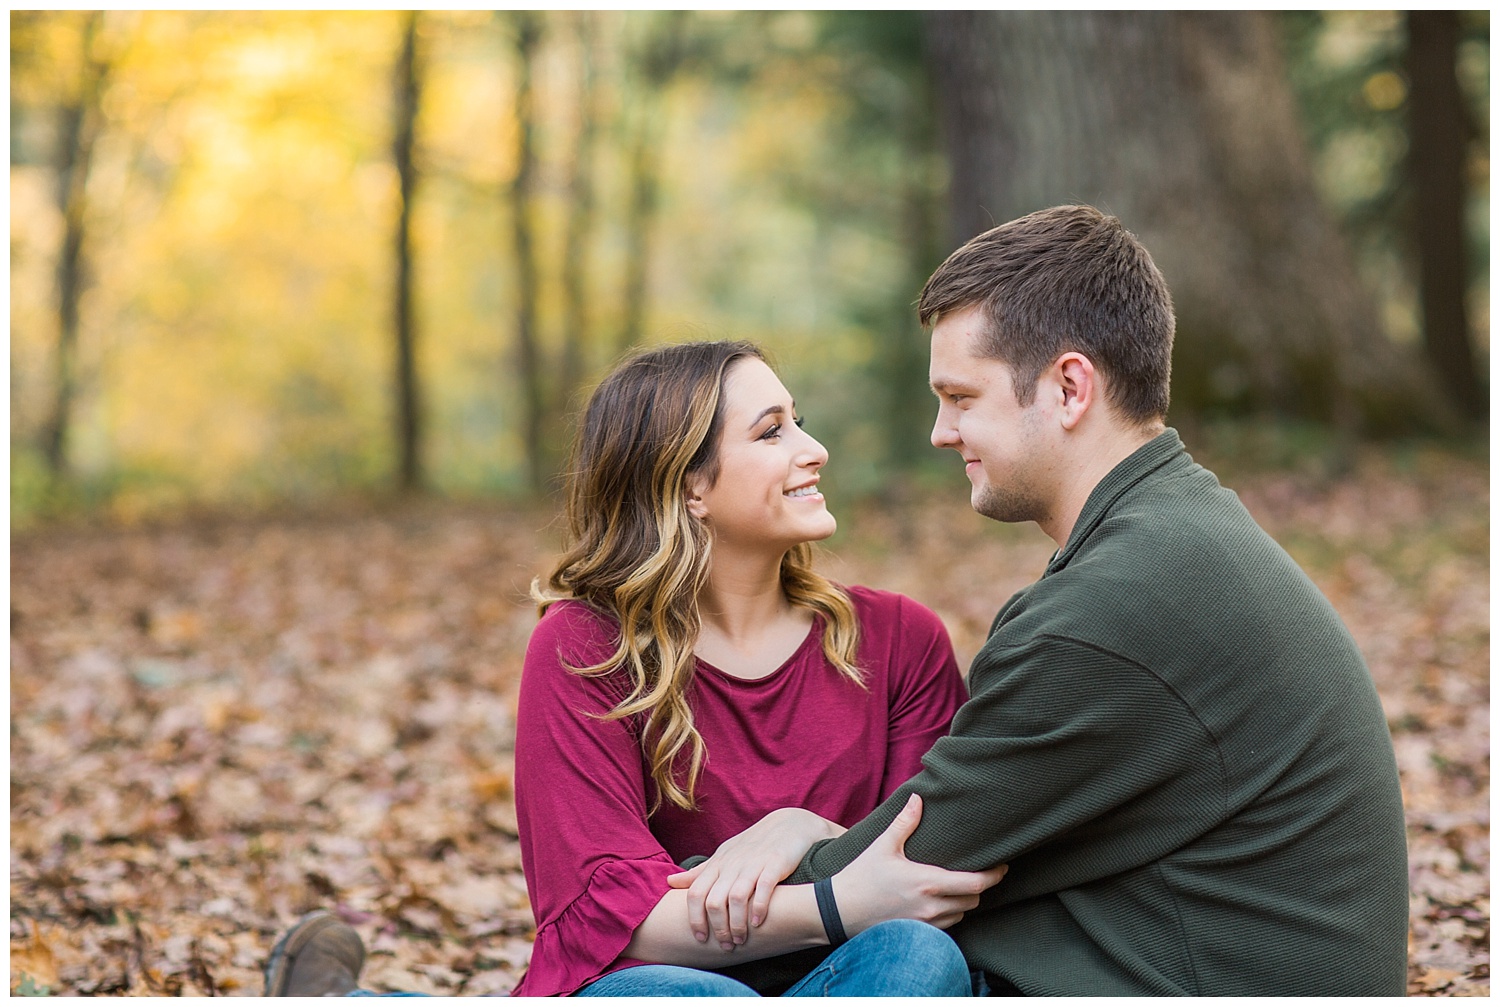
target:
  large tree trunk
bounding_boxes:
[391,11,423,493]
[924,11,1449,434]
[41,11,108,480]
[505,12,547,492]
[1407,12,1485,422]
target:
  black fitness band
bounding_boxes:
[813,876,848,947]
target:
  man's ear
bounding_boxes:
[684,473,710,520]
[1053,352,1097,431]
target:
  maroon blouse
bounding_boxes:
[510,586,966,996]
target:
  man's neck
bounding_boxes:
[1039,421,1164,549]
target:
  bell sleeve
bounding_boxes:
[511,603,680,997]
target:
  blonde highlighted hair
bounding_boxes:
[534,341,861,812]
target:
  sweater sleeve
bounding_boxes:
[878,595,967,798]
[511,604,680,997]
[787,634,1227,901]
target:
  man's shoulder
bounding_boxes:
[1103,453,1261,547]
[978,453,1379,746]
[1066,459,1302,605]
[985,464,1353,680]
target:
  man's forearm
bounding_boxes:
[788,782,916,884]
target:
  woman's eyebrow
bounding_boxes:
[746,403,791,429]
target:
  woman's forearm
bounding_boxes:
[622,883,827,967]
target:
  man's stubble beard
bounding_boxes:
[973,482,1051,527]
[970,403,1057,528]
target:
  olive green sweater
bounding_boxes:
[737,430,1409,996]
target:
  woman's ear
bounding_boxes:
[684,474,710,520]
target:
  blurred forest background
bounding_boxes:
[9,10,1490,520]
[10,10,1491,998]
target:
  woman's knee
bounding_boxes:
[578,964,759,997]
[853,920,969,991]
[862,918,963,954]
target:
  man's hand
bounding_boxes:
[668,807,845,949]
[833,793,1008,934]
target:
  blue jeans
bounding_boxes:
[346,994,426,998]
[577,918,972,997]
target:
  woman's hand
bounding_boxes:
[667,807,846,950]
[833,793,1008,934]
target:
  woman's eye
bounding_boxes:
[760,416,803,440]
[794,416,805,429]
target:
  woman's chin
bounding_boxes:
[802,513,838,543]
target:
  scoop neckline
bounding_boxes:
[694,616,823,685]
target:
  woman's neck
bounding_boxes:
[697,547,789,642]
[694,547,811,678]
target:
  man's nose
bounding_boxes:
[931,408,958,449]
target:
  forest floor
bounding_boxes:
[10,432,1489,996]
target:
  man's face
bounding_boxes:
[928,305,1057,526]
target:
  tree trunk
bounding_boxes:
[558,11,599,422]
[506,11,547,492]
[392,11,423,493]
[923,11,1450,434]
[1407,11,1485,422]
[618,12,687,354]
[874,20,946,476]
[42,12,108,481]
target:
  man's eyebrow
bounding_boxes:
[929,378,974,394]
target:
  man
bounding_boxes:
[772,204,1408,995]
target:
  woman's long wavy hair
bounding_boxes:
[533,341,862,813]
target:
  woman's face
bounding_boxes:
[686,358,836,553]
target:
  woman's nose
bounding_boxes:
[800,431,829,468]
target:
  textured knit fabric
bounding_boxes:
[759,430,1409,996]
[510,586,967,997]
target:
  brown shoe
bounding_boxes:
[263,910,366,996]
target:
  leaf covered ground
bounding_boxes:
[10,436,1489,995]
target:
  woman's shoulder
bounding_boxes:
[843,584,941,624]
[527,599,622,668]
[535,596,617,631]
[841,585,951,646]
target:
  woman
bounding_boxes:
[263,342,1002,997]
[513,341,1001,997]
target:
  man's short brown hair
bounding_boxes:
[918,205,1175,423]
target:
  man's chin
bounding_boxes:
[973,486,1038,525]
